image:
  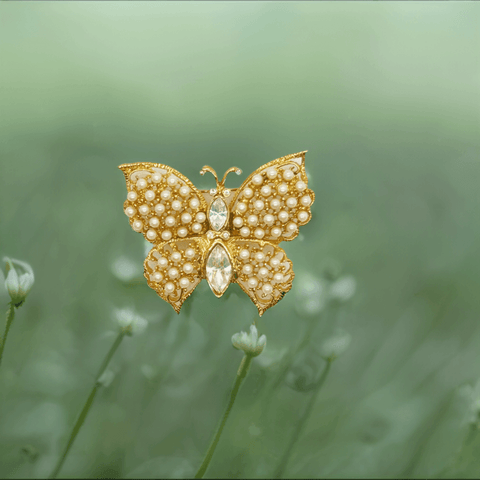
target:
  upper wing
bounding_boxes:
[229,151,314,243]
[119,162,209,243]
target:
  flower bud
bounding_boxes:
[294,272,327,317]
[110,255,143,283]
[318,329,352,361]
[97,369,115,387]
[329,275,357,303]
[3,257,34,307]
[231,325,266,357]
[114,308,148,336]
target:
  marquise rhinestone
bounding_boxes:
[208,197,228,231]
[206,244,232,295]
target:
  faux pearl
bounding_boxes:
[258,267,268,278]
[271,257,280,267]
[271,227,281,237]
[179,186,190,197]
[179,277,189,288]
[133,220,143,232]
[190,198,200,209]
[164,282,175,294]
[283,169,294,181]
[153,272,163,282]
[181,213,192,224]
[183,263,193,274]
[278,211,289,223]
[286,197,297,208]
[270,199,281,209]
[172,200,182,211]
[261,185,272,197]
[255,252,265,262]
[298,211,309,222]
[185,248,195,259]
[296,180,306,191]
[301,195,312,206]
[158,257,168,267]
[178,227,188,237]
[233,217,243,228]
[240,227,250,237]
[125,207,136,217]
[262,283,273,294]
[252,174,263,185]
[264,214,274,225]
[273,273,284,283]
[146,229,157,240]
[254,200,264,211]
[152,174,162,183]
[244,188,254,198]
[168,267,179,279]
[167,175,177,186]
[277,184,288,195]
[165,216,176,227]
[149,217,160,228]
[155,203,165,214]
[239,249,250,260]
[171,252,182,262]
[196,212,206,223]
[237,203,247,213]
[266,167,277,179]
[287,222,298,232]
[248,277,258,288]
[192,223,202,233]
[161,190,171,201]
[145,190,155,201]
[254,228,265,239]
[137,179,147,189]
[243,264,253,275]
[127,191,137,201]
[161,230,172,240]
[248,215,258,226]
[139,205,150,215]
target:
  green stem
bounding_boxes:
[0,302,15,368]
[49,331,126,479]
[274,359,333,479]
[195,354,253,479]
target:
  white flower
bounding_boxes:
[295,272,327,317]
[114,307,148,336]
[319,329,352,360]
[329,275,356,302]
[110,255,143,283]
[231,325,266,357]
[3,257,35,307]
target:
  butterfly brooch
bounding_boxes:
[118,151,314,316]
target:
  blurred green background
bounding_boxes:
[1,2,480,478]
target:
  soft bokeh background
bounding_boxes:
[1,2,480,478]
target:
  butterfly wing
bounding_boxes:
[228,238,294,316]
[119,162,209,243]
[229,151,314,243]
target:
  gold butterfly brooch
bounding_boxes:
[119,151,314,316]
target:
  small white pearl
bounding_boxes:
[266,167,277,179]
[161,230,172,241]
[192,223,202,233]
[298,211,309,223]
[181,213,192,224]
[283,169,294,181]
[248,215,258,226]
[271,227,281,237]
[168,267,179,279]
[125,207,136,217]
[167,175,177,186]
[152,174,162,183]
[240,227,250,237]
[133,220,143,232]
[243,264,253,275]
[179,186,190,197]
[237,202,247,213]
[277,184,289,195]
[301,195,312,206]
[161,190,171,201]
[164,282,175,294]
[255,252,265,262]
[145,190,155,201]
[139,204,150,215]
[287,222,298,232]
[270,257,281,267]
[196,212,206,223]
[127,191,137,201]
[178,227,188,237]
[171,252,182,262]
[273,273,284,283]
[263,214,275,225]
[172,200,182,211]
[296,180,307,191]
[258,267,268,278]
[137,178,147,189]
[185,248,195,259]
[165,215,176,227]
[254,228,265,239]
[244,188,254,198]
[254,200,264,211]
[190,198,200,209]
[158,257,168,268]
[179,277,189,288]
[270,199,281,209]
[154,203,165,215]
[153,272,163,282]
[239,249,250,260]
[286,197,298,208]
[183,263,193,274]
[278,211,289,223]
[233,217,243,228]
[252,174,263,185]
[146,229,157,240]
[261,185,272,197]
[149,217,160,228]
[248,277,258,288]
[262,283,273,295]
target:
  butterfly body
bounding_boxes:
[119,151,314,316]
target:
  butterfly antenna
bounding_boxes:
[199,166,219,186]
[220,167,242,186]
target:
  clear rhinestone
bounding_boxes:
[223,189,231,198]
[207,230,215,239]
[208,197,228,231]
[210,188,217,195]
[206,244,232,296]
[222,231,230,240]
